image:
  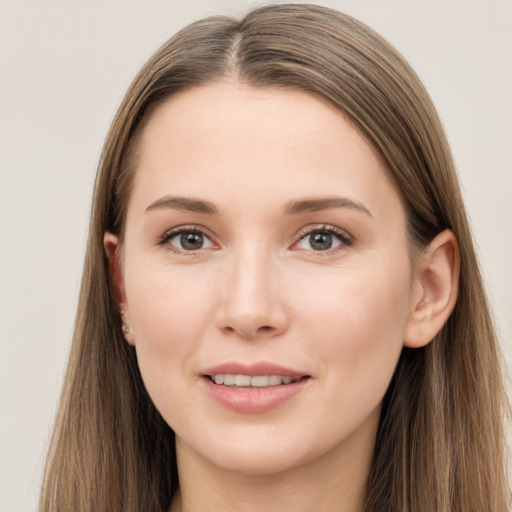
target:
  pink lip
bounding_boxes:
[201,362,309,378]
[200,361,311,414]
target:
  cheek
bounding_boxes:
[124,262,218,389]
[296,256,412,393]
[127,270,220,430]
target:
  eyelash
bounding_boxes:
[158,224,353,254]
[293,225,353,255]
[158,225,215,254]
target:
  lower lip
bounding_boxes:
[202,376,310,414]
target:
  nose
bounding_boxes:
[215,248,290,340]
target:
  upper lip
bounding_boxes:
[201,362,310,378]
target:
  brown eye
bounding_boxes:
[294,227,349,253]
[309,232,333,251]
[165,229,214,252]
[180,232,204,250]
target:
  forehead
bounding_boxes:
[128,82,402,219]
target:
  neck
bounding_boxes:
[170,410,378,512]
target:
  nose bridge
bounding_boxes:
[218,240,288,338]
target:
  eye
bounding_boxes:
[294,226,351,252]
[163,228,215,252]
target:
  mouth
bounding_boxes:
[205,374,309,388]
[200,363,311,413]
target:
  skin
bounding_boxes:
[105,82,458,512]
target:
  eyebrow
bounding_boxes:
[145,195,219,215]
[144,195,371,217]
[283,196,372,217]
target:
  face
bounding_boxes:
[113,83,420,476]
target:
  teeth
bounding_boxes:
[224,374,236,385]
[268,375,282,386]
[210,374,298,387]
[251,375,269,387]
[235,375,251,386]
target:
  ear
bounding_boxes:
[104,232,135,346]
[404,229,460,348]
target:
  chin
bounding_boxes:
[175,424,312,476]
[207,445,307,476]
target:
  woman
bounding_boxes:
[40,4,510,511]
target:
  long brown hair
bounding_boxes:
[40,4,510,511]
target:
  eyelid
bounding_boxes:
[291,224,353,253]
[158,224,218,253]
[156,223,353,255]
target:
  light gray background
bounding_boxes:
[1,1,511,510]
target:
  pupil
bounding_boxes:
[181,232,203,250]
[310,232,332,251]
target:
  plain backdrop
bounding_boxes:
[1,1,511,510]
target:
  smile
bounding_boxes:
[201,365,311,413]
[209,374,299,387]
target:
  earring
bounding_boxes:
[122,322,131,335]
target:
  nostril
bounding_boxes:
[222,325,274,336]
